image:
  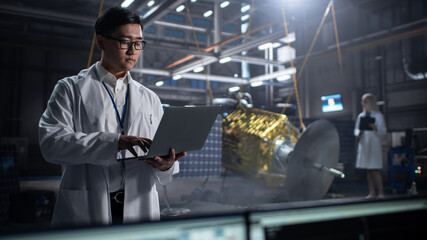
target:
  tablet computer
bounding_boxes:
[119,105,221,160]
[359,116,375,131]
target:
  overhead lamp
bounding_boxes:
[258,42,281,50]
[147,0,155,7]
[172,75,182,80]
[155,81,164,86]
[203,10,213,17]
[258,42,272,50]
[241,4,250,13]
[121,0,135,8]
[176,5,185,12]
[191,0,197,2]
[193,66,204,73]
[220,1,230,8]
[250,81,263,87]
[280,32,296,43]
[277,75,291,81]
[228,86,240,92]
[142,5,160,19]
[241,14,249,21]
[219,57,232,64]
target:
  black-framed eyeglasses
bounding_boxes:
[102,34,146,50]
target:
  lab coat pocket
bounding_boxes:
[141,112,156,138]
[54,189,91,225]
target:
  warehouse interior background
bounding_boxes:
[0,0,427,238]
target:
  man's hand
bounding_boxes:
[141,148,186,171]
[118,135,152,157]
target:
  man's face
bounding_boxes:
[98,23,143,77]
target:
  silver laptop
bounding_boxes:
[120,105,221,160]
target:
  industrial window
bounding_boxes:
[164,28,185,38]
[195,33,207,42]
[146,75,156,81]
[222,24,237,32]
[163,13,184,23]
[163,79,177,87]
[144,26,156,34]
[190,80,207,89]
[211,81,219,89]
[192,17,211,28]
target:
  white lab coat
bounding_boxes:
[354,111,387,169]
[39,64,179,227]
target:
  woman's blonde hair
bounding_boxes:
[362,93,379,111]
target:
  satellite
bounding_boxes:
[222,104,344,201]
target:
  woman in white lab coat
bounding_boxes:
[354,93,387,198]
[39,8,183,227]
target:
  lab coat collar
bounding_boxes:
[76,64,105,132]
[95,62,130,87]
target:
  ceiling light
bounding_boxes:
[172,75,182,80]
[155,81,164,86]
[277,75,291,81]
[219,57,231,64]
[258,42,272,50]
[220,1,230,8]
[250,81,263,87]
[228,86,240,92]
[176,5,185,12]
[147,0,155,7]
[234,74,238,78]
[280,32,296,43]
[241,14,249,21]
[142,5,159,19]
[191,0,197,2]
[121,0,135,8]
[193,66,204,73]
[258,42,281,50]
[203,10,213,17]
[241,4,250,13]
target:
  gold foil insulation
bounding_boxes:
[222,105,300,187]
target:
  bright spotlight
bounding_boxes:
[228,86,240,92]
[219,57,232,64]
[147,0,155,7]
[176,5,185,12]
[121,0,134,8]
[172,75,182,80]
[250,81,263,87]
[193,66,204,73]
[220,1,230,8]
[203,10,213,17]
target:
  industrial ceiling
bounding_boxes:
[1,0,424,108]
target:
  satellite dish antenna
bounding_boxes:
[283,119,344,201]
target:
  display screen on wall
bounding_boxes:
[321,94,343,112]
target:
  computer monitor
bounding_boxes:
[321,94,343,113]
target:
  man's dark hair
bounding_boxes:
[95,7,143,35]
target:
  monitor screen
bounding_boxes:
[321,94,343,112]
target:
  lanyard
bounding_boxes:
[102,81,129,135]
[102,81,129,164]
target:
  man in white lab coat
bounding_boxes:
[39,7,185,227]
